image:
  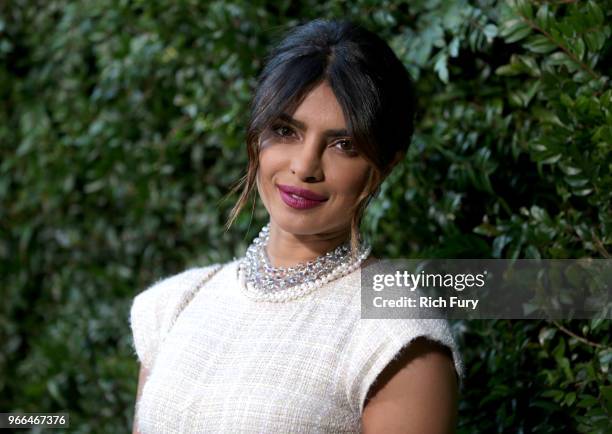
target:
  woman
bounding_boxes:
[131,18,464,433]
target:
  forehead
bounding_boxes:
[290,81,346,128]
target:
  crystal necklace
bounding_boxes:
[236,222,371,302]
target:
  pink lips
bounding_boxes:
[277,184,328,210]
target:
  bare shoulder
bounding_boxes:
[362,336,459,434]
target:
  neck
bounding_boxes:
[265,221,351,268]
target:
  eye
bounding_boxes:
[271,124,295,138]
[334,139,358,155]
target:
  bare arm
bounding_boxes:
[362,337,459,434]
[132,364,150,434]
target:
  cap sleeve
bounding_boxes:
[342,317,465,416]
[129,264,221,371]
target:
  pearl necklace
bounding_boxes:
[236,222,371,302]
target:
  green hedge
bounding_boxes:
[1,0,610,432]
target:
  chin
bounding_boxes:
[272,214,327,236]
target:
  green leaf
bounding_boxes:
[449,37,459,58]
[483,24,498,42]
[535,3,551,28]
[474,223,500,237]
[523,80,540,105]
[546,51,579,72]
[495,64,523,76]
[577,395,599,408]
[530,205,549,221]
[493,234,511,258]
[517,55,540,76]
[523,35,557,53]
[541,389,564,400]
[600,385,612,413]
[514,0,534,20]
[509,90,526,107]
[533,108,564,127]
[563,392,576,407]
[559,93,573,107]
[572,188,593,196]
[590,318,605,330]
[572,70,591,83]
[559,162,582,175]
[599,349,612,366]
[553,338,566,359]
[592,125,612,142]
[584,31,606,52]
[573,37,586,62]
[505,23,532,43]
[541,154,562,164]
[564,177,589,188]
[531,142,548,152]
[434,53,449,83]
[500,18,532,43]
[538,327,556,345]
[586,0,604,26]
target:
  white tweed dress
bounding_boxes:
[130,258,464,433]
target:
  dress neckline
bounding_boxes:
[232,254,379,303]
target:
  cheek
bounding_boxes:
[255,168,272,213]
[258,150,275,184]
[330,165,372,199]
[257,150,281,199]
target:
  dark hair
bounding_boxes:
[224,18,417,254]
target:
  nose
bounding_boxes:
[290,136,324,182]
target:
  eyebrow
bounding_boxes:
[278,113,349,137]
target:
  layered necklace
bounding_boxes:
[236,222,371,302]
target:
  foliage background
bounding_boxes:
[1,0,611,432]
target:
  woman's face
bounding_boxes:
[256,81,373,237]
